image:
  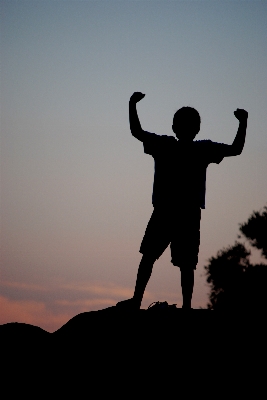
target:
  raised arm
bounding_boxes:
[224,109,248,156]
[129,92,147,141]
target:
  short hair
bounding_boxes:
[173,107,201,126]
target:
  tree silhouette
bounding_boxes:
[239,205,267,260]
[205,205,267,310]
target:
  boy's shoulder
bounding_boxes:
[193,139,219,151]
[143,132,176,148]
[154,134,177,142]
[194,139,212,145]
[194,139,229,164]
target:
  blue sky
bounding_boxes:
[1,0,267,331]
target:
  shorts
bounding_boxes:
[139,206,201,269]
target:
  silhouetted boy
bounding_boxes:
[117,92,248,309]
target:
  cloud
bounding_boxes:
[0,279,135,332]
[0,279,134,305]
[59,281,134,298]
[0,296,69,333]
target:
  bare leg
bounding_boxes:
[133,254,156,306]
[116,254,156,309]
[181,268,194,309]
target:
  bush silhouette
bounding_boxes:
[205,205,267,310]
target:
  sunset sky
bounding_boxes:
[1,0,267,332]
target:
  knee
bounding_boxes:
[180,267,195,279]
[179,263,196,272]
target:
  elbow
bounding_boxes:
[233,149,243,156]
[236,145,244,155]
[131,129,144,141]
[230,145,243,156]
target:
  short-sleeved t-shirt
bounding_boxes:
[143,132,230,209]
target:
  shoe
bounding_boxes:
[116,298,139,310]
[147,301,177,311]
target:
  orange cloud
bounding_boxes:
[1,280,47,291]
[0,280,137,332]
[59,281,134,298]
[0,296,69,333]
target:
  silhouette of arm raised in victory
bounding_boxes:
[129,92,149,141]
[224,109,248,156]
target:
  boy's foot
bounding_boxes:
[116,298,140,310]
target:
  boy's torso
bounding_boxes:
[143,134,227,209]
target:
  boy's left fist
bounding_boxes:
[130,92,146,103]
[234,108,248,121]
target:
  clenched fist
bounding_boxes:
[234,108,248,122]
[130,92,146,103]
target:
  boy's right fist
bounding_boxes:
[130,92,146,103]
[234,108,248,121]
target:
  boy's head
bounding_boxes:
[172,107,201,141]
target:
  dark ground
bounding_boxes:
[1,306,265,349]
[1,307,266,394]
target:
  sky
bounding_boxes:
[1,0,267,332]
